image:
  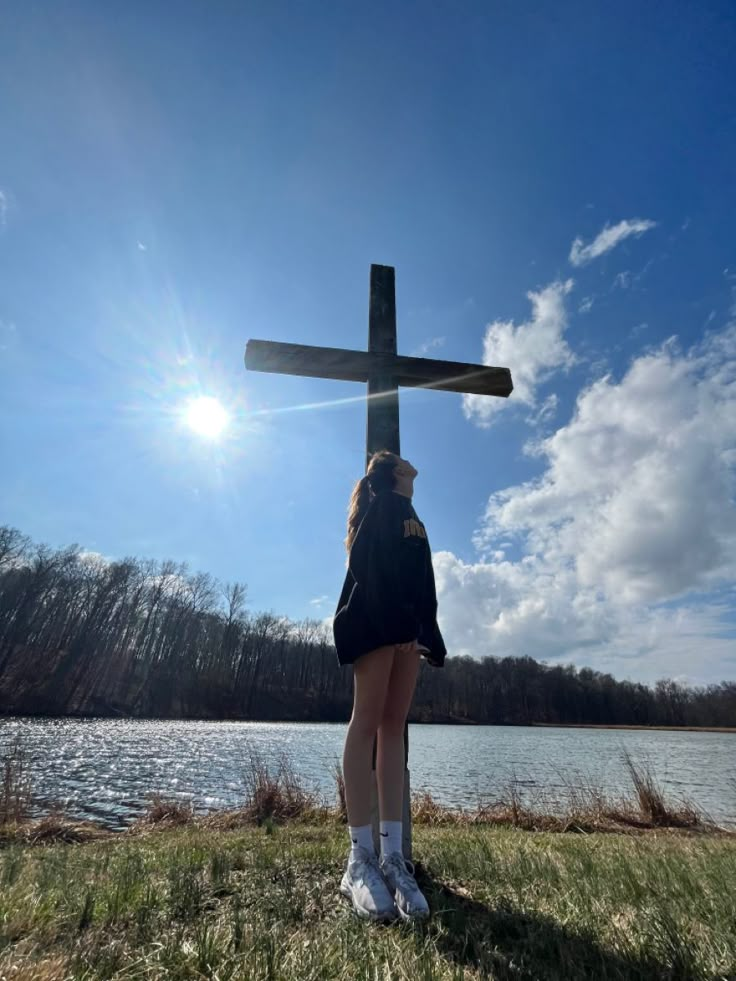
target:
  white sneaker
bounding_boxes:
[379,852,430,921]
[340,846,398,922]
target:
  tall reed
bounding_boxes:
[0,734,32,825]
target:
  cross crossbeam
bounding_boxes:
[245,339,513,397]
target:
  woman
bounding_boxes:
[333,450,446,922]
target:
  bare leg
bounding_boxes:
[376,648,421,821]
[342,645,395,827]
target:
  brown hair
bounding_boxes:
[344,450,400,552]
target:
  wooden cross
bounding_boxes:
[246,265,512,462]
[244,264,513,857]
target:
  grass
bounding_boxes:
[1,821,735,980]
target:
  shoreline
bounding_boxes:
[2,796,734,846]
[530,722,736,733]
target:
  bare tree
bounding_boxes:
[0,524,733,728]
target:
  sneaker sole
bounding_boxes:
[339,882,398,923]
[395,903,430,922]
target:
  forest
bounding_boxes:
[0,525,734,727]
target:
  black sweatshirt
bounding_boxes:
[333,490,447,667]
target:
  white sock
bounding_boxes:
[348,824,375,860]
[379,820,402,858]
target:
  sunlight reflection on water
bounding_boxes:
[1,717,734,828]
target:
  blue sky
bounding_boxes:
[1,1,735,684]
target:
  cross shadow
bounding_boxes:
[412,863,706,981]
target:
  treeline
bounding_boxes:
[0,526,734,727]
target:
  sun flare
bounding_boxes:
[183,396,229,439]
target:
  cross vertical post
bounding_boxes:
[367,264,400,462]
[365,264,411,859]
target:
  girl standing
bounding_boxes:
[333,450,446,922]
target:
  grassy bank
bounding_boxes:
[1,820,735,980]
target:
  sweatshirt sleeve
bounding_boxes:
[349,494,427,644]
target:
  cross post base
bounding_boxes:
[370,766,412,861]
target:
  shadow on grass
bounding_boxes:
[416,867,706,981]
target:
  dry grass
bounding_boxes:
[623,750,700,828]
[409,794,716,837]
[407,757,725,836]
[125,752,330,839]
[0,811,110,846]
[136,794,196,826]
[241,748,326,823]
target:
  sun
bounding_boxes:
[183,396,230,439]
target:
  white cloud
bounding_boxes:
[77,550,112,569]
[412,336,446,357]
[310,595,329,606]
[438,323,736,684]
[569,218,657,267]
[0,190,8,227]
[612,271,632,290]
[524,393,558,428]
[578,296,595,314]
[463,280,575,428]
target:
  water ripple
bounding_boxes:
[1,717,734,829]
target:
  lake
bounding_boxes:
[1,717,734,828]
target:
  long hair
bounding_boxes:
[344,450,400,553]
